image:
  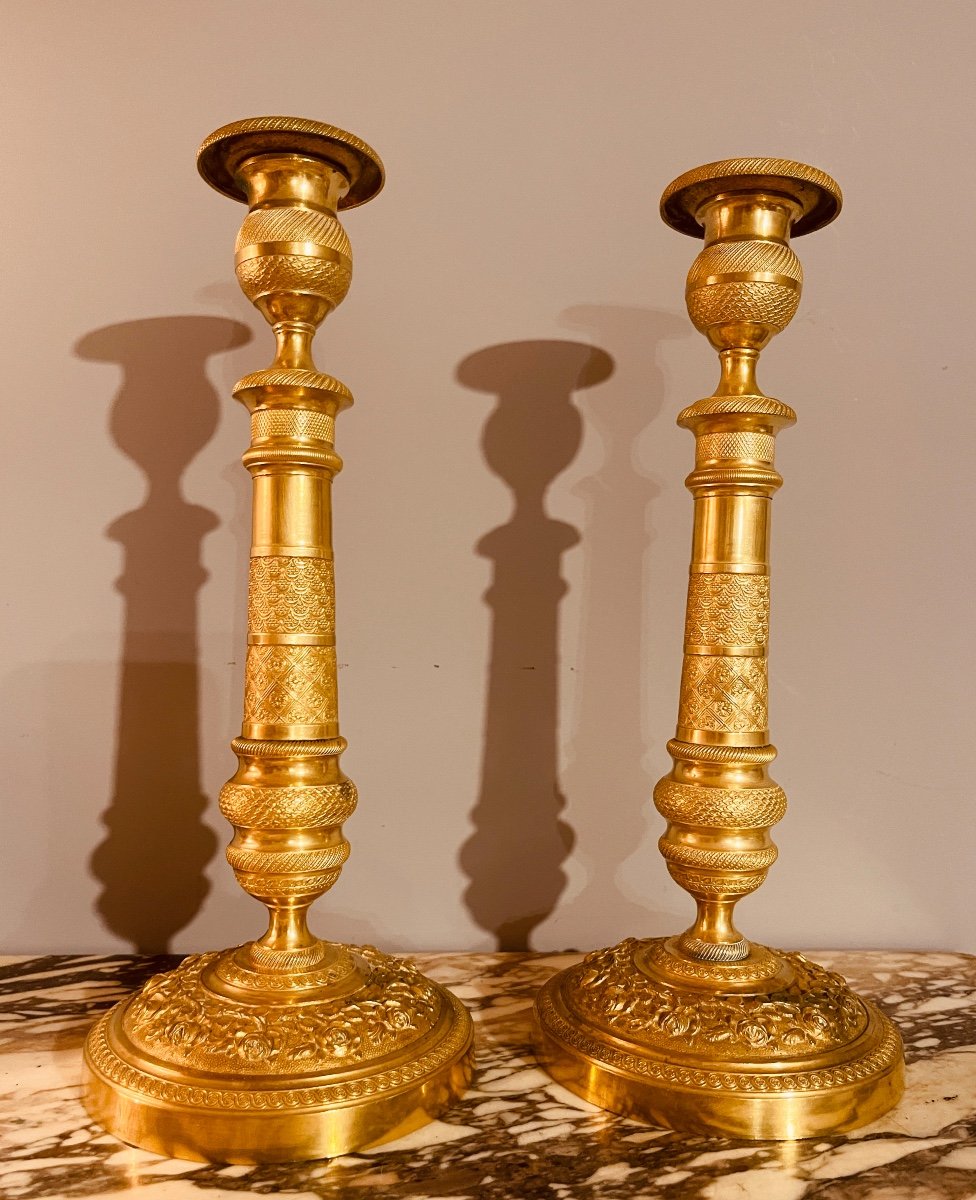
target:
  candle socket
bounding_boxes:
[82,117,473,1163]
[534,158,904,1139]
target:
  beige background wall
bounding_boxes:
[1,1,971,956]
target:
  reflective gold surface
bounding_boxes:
[83,117,473,1163]
[535,158,904,1139]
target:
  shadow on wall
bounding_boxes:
[457,340,614,951]
[76,316,251,953]
[537,305,691,949]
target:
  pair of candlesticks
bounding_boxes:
[82,117,904,1163]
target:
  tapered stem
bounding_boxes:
[203,134,376,975]
[653,184,813,965]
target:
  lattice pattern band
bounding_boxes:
[653,779,787,829]
[251,409,336,444]
[244,644,337,726]
[687,280,800,332]
[678,655,768,734]
[696,432,775,464]
[219,780,358,829]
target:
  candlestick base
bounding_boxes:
[535,938,902,1140]
[83,942,474,1163]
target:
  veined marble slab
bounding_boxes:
[1,950,975,1198]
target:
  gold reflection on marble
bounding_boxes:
[535,158,904,1139]
[82,117,473,1163]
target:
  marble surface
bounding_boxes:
[2,950,976,1198]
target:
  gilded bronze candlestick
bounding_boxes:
[83,117,473,1163]
[535,158,904,1139]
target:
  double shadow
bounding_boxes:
[459,310,687,950]
[77,316,249,953]
[82,308,683,955]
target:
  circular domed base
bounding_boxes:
[534,937,903,1141]
[197,116,384,209]
[83,943,473,1163]
[660,157,842,239]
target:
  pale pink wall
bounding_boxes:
[1,1,971,954]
